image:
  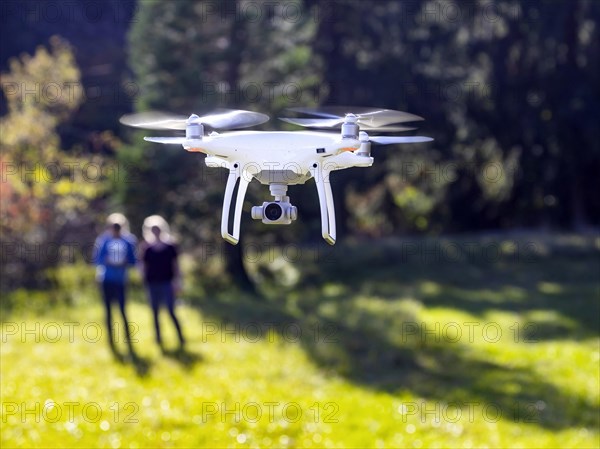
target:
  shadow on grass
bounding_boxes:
[162,346,204,368]
[303,241,600,340]
[109,344,153,377]
[110,343,203,376]
[131,353,153,377]
[188,239,600,432]
[194,291,599,430]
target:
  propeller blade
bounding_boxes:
[280,117,344,128]
[193,109,270,129]
[120,111,188,130]
[280,117,417,132]
[283,106,424,129]
[286,107,342,119]
[357,110,424,127]
[370,136,434,145]
[144,137,187,144]
[357,125,417,132]
[121,109,269,130]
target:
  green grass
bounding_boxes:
[1,234,599,448]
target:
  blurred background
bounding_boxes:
[1,1,599,448]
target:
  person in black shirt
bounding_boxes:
[141,215,185,349]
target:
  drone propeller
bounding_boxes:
[143,137,187,144]
[140,135,433,145]
[369,136,433,145]
[279,117,417,132]
[120,109,270,131]
[281,106,424,130]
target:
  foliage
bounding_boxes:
[122,0,320,240]
[305,0,600,233]
[0,38,111,290]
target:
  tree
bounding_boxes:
[306,0,600,233]
[0,37,109,290]
[122,0,319,293]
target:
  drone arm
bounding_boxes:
[220,163,249,245]
[311,162,336,245]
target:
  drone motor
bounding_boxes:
[341,114,359,139]
[186,114,204,139]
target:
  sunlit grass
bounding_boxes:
[1,236,599,448]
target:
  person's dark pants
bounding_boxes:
[147,282,184,346]
[101,281,132,347]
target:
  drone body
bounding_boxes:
[120,108,433,245]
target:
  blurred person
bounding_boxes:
[140,215,185,350]
[94,213,137,249]
[94,213,137,353]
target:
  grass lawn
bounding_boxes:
[1,234,599,448]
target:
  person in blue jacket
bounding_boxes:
[95,215,137,351]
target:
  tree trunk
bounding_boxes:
[224,241,257,295]
[221,0,257,295]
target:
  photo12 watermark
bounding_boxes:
[396,399,544,424]
[400,320,539,345]
[398,240,540,264]
[0,238,338,266]
[400,81,495,104]
[0,1,137,25]
[200,321,338,344]
[1,161,142,186]
[1,81,140,107]
[315,1,528,26]
[196,1,308,24]
[199,401,339,424]
[1,400,139,424]
[1,321,139,344]
[394,161,520,185]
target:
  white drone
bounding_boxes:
[120,107,432,245]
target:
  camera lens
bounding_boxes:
[264,203,283,221]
